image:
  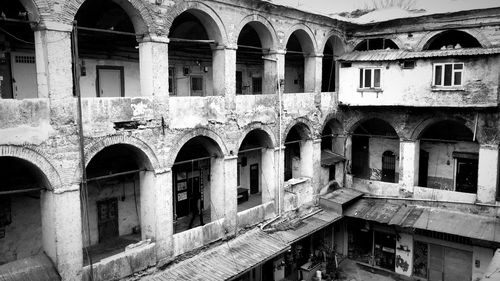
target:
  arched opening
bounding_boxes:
[236,22,274,95]
[320,119,346,187]
[237,129,275,212]
[322,36,344,92]
[75,0,142,98]
[284,30,315,93]
[82,144,153,264]
[284,123,312,181]
[169,10,222,97]
[172,136,224,233]
[351,118,399,183]
[0,157,49,265]
[418,120,478,193]
[423,30,482,50]
[0,1,37,99]
[354,38,399,51]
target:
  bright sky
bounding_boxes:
[272,0,500,15]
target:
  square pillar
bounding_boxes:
[312,139,322,194]
[477,144,499,203]
[139,170,173,260]
[34,23,74,125]
[212,45,236,109]
[304,54,322,93]
[210,157,225,221]
[42,187,83,281]
[300,139,314,179]
[139,36,169,97]
[399,140,420,195]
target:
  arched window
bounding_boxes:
[423,30,481,50]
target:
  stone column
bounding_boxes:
[344,135,353,188]
[399,140,420,194]
[210,156,225,221]
[34,22,74,125]
[304,54,322,93]
[41,186,83,281]
[477,144,499,203]
[274,146,285,214]
[312,138,322,194]
[151,170,173,260]
[212,45,236,109]
[263,50,286,95]
[261,148,276,205]
[223,156,238,234]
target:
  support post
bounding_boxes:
[477,144,499,203]
[399,139,420,195]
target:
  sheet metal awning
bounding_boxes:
[146,229,290,281]
[321,150,346,167]
[481,249,500,280]
[338,47,500,62]
[345,198,500,243]
[268,209,343,244]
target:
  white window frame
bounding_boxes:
[433,62,464,87]
[359,67,382,89]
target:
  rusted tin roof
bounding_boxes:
[145,229,289,281]
[321,150,346,166]
[0,254,60,281]
[345,198,500,243]
[268,210,343,244]
[338,47,500,62]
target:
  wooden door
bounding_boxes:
[97,66,124,97]
[97,198,119,243]
[11,53,37,99]
[352,136,369,179]
[250,164,259,194]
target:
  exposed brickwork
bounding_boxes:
[0,145,62,189]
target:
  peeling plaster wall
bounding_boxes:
[420,141,479,191]
[83,179,141,247]
[339,56,500,107]
[238,150,262,193]
[472,246,494,281]
[0,195,42,265]
[395,232,413,277]
[368,137,400,182]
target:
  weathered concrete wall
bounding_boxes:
[368,137,400,182]
[420,141,479,191]
[338,56,500,107]
[0,196,42,265]
[83,179,141,247]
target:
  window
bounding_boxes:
[433,63,463,87]
[359,68,381,89]
[169,67,176,95]
[252,77,262,95]
[190,76,203,96]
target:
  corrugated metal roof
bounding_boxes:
[321,150,346,166]
[345,198,500,243]
[338,47,500,62]
[0,254,60,281]
[268,209,343,244]
[145,229,289,281]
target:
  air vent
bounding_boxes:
[15,55,35,64]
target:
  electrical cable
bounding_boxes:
[0,26,34,44]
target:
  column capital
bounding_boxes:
[400,138,419,143]
[479,143,500,150]
[35,21,73,32]
[305,53,324,58]
[212,44,238,51]
[141,35,170,44]
[313,138,322,144]
[224,155,239,161]
[269,49,287,55]
[274,145,286,151]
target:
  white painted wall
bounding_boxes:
[284,66,304,93]
[80,59,140,98]
[472,246,495,281]
[369,137,400,181]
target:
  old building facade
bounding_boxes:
[0,0,499,280]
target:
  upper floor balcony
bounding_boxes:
[338,47,500,108]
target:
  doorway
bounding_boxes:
[381,151,396,183]
[455,157,478,193]
[250,164,259,194]
[419,150,429,187]
[352,136,369,179]
[96,66,124,97]
[97,198,119,243]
